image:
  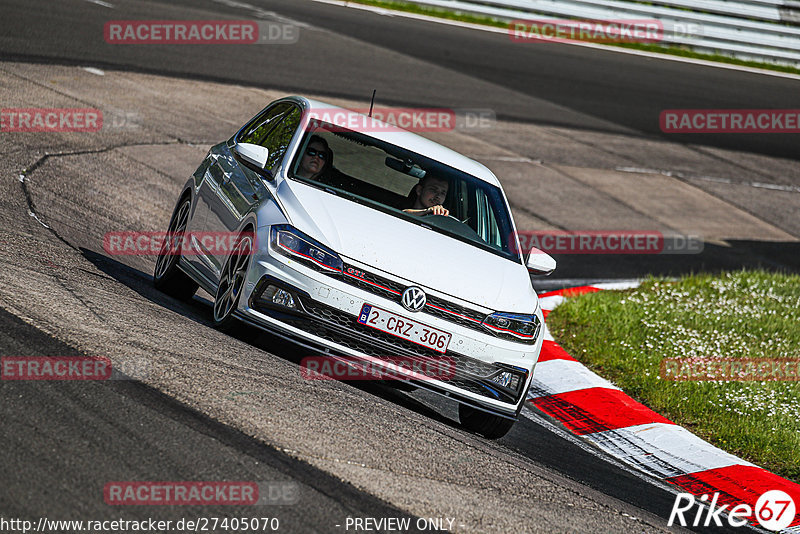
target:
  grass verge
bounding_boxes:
[545,271,800,482]
[342,0,800,76]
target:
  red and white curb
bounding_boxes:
[527,282,800,532]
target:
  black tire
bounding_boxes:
[212,232,253,332]
[458,403,515,439]
[153,197,199,301]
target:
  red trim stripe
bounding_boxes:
[666,465,800,528]
[344,271,400,295]
[529,387,674,435]
[538,286,602,299]
[537,340,577,362]
[426,302,483,324]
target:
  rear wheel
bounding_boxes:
[212,233,253,332]
[153,198,199,301]
[458,403,515,439]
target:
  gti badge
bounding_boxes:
[401,286,427,312]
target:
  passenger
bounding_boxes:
[296,135,332,180]
[404,175,450,217]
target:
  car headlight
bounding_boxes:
[482,312,541,343]
[270,225,343,273]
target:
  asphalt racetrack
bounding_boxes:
[0,0,798,532]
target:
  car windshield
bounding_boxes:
[288,120,520,263]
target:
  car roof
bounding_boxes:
[287,96,501,187]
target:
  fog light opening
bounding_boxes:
[262,285,297,309]
[489,369,522,390]
[272,288,296,309]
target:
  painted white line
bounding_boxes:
[84,0,113,7]
[540,321,553,341]
[311,0,800,80]
[590,281,643,291]
[28,210,50,229]
[481,156,539,163]
[616,166,800,194]
[528,359,620,397]
[586,422,752,479]
[212,0,311,27]
[82,67,105,76]
[751,181,800,193]
[538,294,565,311]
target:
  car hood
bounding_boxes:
[276,179,538,312]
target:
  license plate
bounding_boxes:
[357,304,451,353]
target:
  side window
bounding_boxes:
[261,106,303,171]
[238,103,293,146]
[475,188,502,249]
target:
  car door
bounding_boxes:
[200,102,303,280]
[194,103,290,235]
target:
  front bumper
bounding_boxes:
[236,232,543,417]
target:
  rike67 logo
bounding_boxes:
[669,490,796,531]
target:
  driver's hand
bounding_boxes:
[426,205,449,216]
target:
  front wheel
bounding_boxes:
[458,404,515,439]
[212,233,253,331]
[153,198,199,301]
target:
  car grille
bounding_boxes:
[336,262,489,333]
[300,297,491,370]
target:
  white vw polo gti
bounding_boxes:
[154,96,555,438]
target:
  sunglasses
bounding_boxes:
[305,148,327,160]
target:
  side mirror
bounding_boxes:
[526,247,556,276]
[234,142,269,168]
[233,143,272,179]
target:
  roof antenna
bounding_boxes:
[368,89,376,117]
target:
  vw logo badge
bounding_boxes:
[401,286,427,312]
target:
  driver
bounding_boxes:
[296,135,332,180]
[404,175,449,217]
